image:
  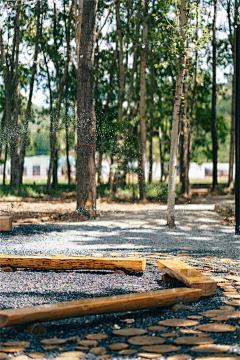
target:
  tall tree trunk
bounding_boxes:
[159,125,164,183]
[0,110,6,159]
[148,51,155,183]
[125,5,140,121]
[116,0,124,124]
[65,70,71,185]
[227,0,237,189]
[19,0,41,187]
[179,66,190,196]
[98,45,118,183]
[51,2,73,187]
[138,0,149,202]
[211,0,219,190]
[167,0,187,228]
[3,142,8,186]
[11,2,21,191]
[76,0,98,216]
[64,0,71,185]
[189,4,199,188]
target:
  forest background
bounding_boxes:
[0,0,236,226]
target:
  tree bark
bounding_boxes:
[3,142,8,186]
[98,45,118,183]
[116,0,124,124]
[19,0,41,187]
[179,66,190,196]
[10,2,21,190]
[138,0,149,202]
[211,0,219,190]
[76,0,98,216]
[227,0,237,189]
[148,50,155,183]
[167,0,187,228]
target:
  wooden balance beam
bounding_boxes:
[158,259,217,297]
[0,287,202,327]
[0,255,146,272]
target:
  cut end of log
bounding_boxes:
[0,314,9,327]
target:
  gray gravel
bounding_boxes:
[0,202,240,359]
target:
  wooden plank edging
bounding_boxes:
[0,255,146,272]
[0,287,202,327]
[158,259,217,297]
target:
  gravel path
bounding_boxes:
[0,197,240,360]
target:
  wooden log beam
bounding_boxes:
[0,216,12,231]
[158,259,217,297]
[0,287,202,327]
[0,255,146,272]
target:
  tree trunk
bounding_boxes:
[65,70,71,185]
[159,125,164,182]
[138,0,149,202]
[51,2,73,188]
[3,142,8,186]
[179,66,190,196]
[227,0,237,189]
[11,2,21,191]
[116,0,124,124]
[167,0,187,228]
[211,0,219,190]
[148,51,155,183]
[76,0,98,216]
[125,5,140,121]
[19,0,41,187]
[98,45,118,183]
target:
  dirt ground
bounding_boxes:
[0,192,235,225]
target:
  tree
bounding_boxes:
[167,0,188,228]
[75,0,98,216]
[211,0,219,190]
[138,0,149,202]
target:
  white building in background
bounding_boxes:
[0,156,235,181]
[0,155,76,179]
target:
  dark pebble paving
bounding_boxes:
[0,216,240,359]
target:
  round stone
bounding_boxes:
[0,354,8,360]
[112,328,147,337]
[167,355,191,360]
[59,352,84,357]
[158,319,199,327]
[148,326,167,332]
[161,332,179,338]
[140,345,181,354]
[137,353,162,359]
[179,329,202,335]
[77,340,98,347]
[227,300,240,306]
[55,357,79,360]
[28,353,46,359]
[40,339,67,346]
[11,356,29,360]
[117,349,137,356]
[108,343,128,351]
[197,324,236,333]
[0,348,25,353]
[85,334,108,341]
[190,345,230,353]
[187,315,203,320]
[3,342,30,348]
[173,337,215,345]
[96,355,112,360]
[194,357,240,360]
[128,336,166,346]
[90,347,107,355]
